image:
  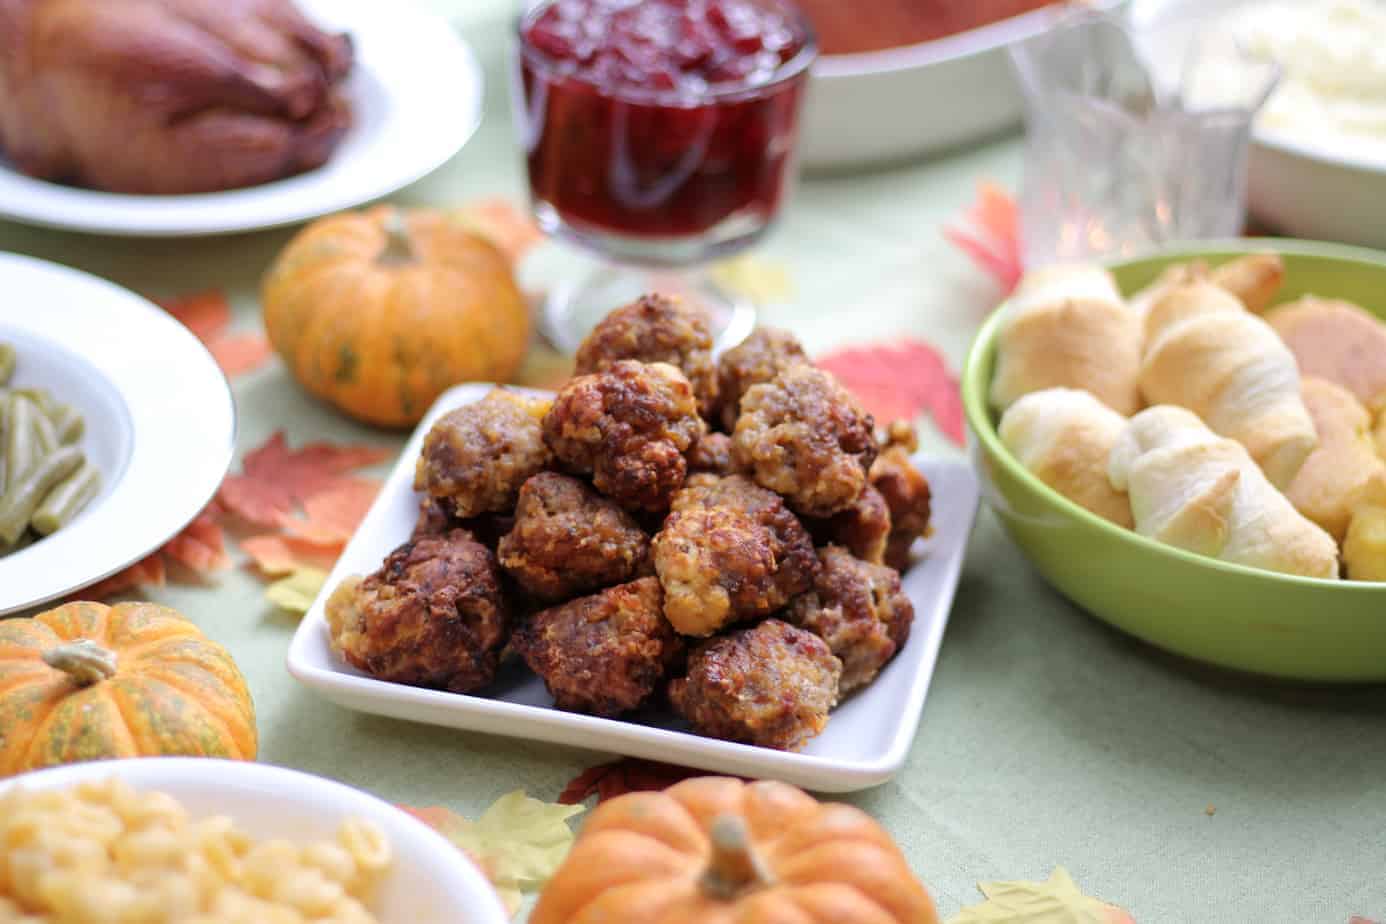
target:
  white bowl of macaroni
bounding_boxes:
[0,758,510,924]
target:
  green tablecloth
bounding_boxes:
[3,3,1384,920]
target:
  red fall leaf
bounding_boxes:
[68,506,231,602]
[155,289,273,379]
[219,432,390,528]
[558,758,739,805]
[282,478,382,544]
[818,340,966,447]
[943,181,1024,294]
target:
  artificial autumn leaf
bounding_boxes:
[162,510,231,574]
[401,792,584,916]
[559,758,730,805]
[156,290,273,379]
[264,567,329,615]
[452,198,545,265]
[709,254,794,304]
[943,181,1024,295]
[74,554,167,601]
[282,478,380,545]
[950,867,1135,924]
[818,340,966,447]
[241,534,344,577]
[1350,918,1381,923]
[219,431,390,528]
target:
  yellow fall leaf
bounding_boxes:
[404,791,584,918]
[264,566,329,615]
[709,254,794,304]
[950,867,1134,924]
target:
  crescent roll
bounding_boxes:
[1266,296,1386,415]
[1108,406,1338,579]
[1287,378,1386,542]
[1140,281,1317,490]
[998,387,1133,527]
[990,264,1142,416]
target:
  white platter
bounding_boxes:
[0,758,509,924]
[0,252,235,614]
[0,0,481,237]
[800,0,1127,170]
[288,383,980,793]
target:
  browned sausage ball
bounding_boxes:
[653,474,818,636]
[871,423,932,571]
[787,545,913,694]
[732,365,877,517]
[414,389,553,518]
[497,472,651,602]
[325,529,509,693]
[543,360,704,512]
[574,294,719,419]
[806,483,891,564]
[512,577,683,716]
[686,431,741,476]
[412,496,514,552]
[715,326,810,431]
[668,619,842,751]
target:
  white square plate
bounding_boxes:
[288,384,980,792]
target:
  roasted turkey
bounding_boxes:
[0,0,353,194]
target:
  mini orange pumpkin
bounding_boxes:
[262,205,532,427]
[530,776,939,924]
[0,601,257,776]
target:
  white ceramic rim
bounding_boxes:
[0,252,235,614]
[0,757,511,924]
[0,0,482,237]
[285,383,981,793]
[812,0,1128,78]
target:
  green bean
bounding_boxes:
[31,460,100,536]
[0,446,81,544]
[0,343,14,386]
[0,528,34,556]
[32,407,57,455]
[46,403,85,445]
[12,387,53,416]
[3,395,42,495]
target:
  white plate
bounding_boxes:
[0,252,235,614]
[1130,0,1386,250]
[288,383,980,793]
[0,758,509,924]
[800,0,1127,170]
[0,0,481,237]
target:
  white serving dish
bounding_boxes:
[288,383,980,793]
[1130,0,1386,250]
[0,252,235,614]
[800,0,1127,170]
[0,758,509,924]
[0,0,481,237]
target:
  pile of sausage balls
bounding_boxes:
[326,295,933,751]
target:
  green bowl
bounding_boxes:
[963,239,1386,682]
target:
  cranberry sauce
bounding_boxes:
[517,0,814,242]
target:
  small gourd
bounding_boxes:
[262,205,532,427]
[0,601,257,776]
[530,776,938,924]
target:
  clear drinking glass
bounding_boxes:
[1009,10,1280,266]
[513,0,817,353]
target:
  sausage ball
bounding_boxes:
[543,360,704,512]
[415,389,553,518]
[732,365,877,517]
[806,483,891,565]
[411,496,513,551]
[787,545,913,694]
[687,431,741,476]
[716,326,809,431]
[653,474,818,636]
[871,423,932,571]
[497,472,650,602]
[512,577,683,716]
[669,619,842,751]
[575,293,719,419]
[325,530,509,693]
